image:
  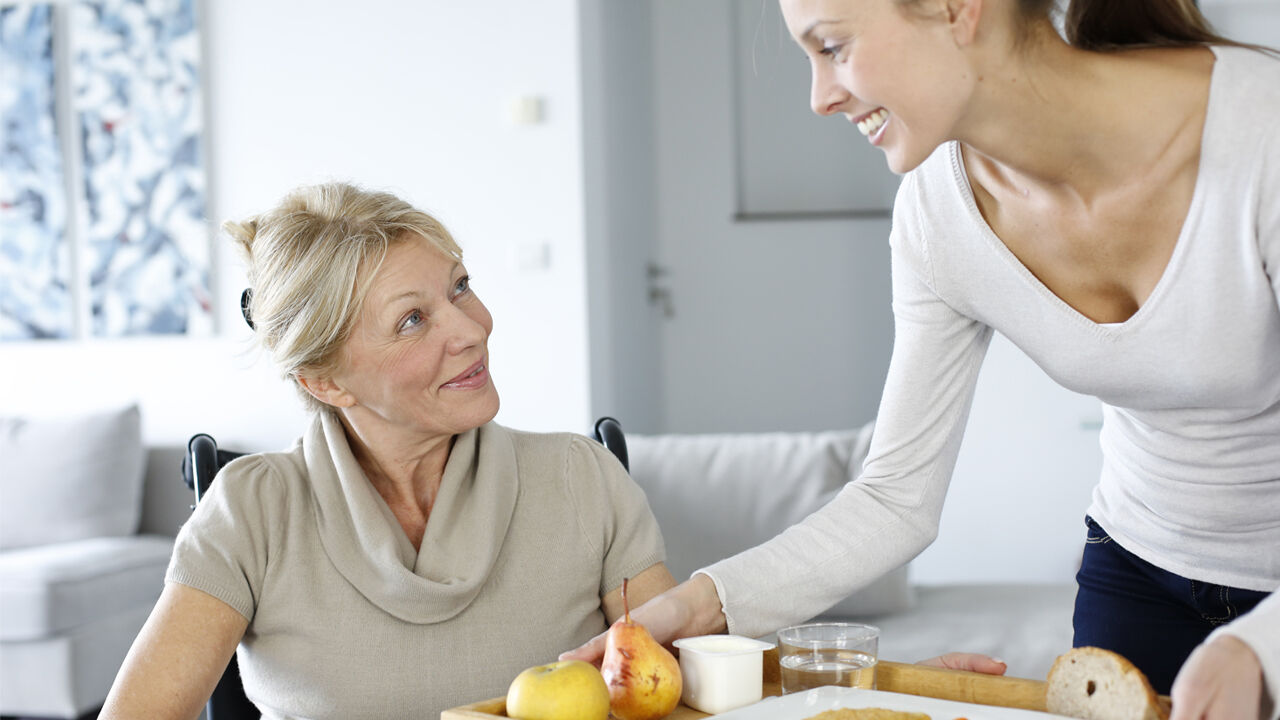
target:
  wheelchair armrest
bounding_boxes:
[185,433,220,503]
[592,416,629,472]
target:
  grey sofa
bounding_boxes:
[626,423,1076,682]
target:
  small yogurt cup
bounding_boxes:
[672,634,776,714]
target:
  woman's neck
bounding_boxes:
[953,29,1213,204]
[336,410,454,523]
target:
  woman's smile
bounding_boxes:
[441,360,489,390]
[856,108,890,142]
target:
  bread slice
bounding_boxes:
[1046,647,1168,720]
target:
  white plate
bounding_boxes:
[710,687,1073,719]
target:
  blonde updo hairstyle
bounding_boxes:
[224,182,462,411]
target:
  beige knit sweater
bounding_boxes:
[167,412,665,719]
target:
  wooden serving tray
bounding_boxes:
[442,650,1050,719]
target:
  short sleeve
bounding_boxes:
[563,436,666,598]
[165,455,286,621]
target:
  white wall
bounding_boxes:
[202,0,593,439]
[1201,0,1280,45]
[2,0,595,533]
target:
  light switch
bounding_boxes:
[508,95,545,126]
[512,242,552,272]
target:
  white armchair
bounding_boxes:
[0,405,173,719]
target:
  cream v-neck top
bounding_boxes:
[702,45,1280,707]
[167,412,665,719]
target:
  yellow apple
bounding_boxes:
[506,660,611,720]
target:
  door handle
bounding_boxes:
[646,263,675,318]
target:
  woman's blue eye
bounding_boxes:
[401,310,423,331]
[454,275,471,297]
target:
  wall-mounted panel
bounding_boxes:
[70,0,211,336]
[0,5,73,340]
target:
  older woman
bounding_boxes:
[100,183,676,720]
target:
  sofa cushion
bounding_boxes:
[0,535,173,641]
[627,422,913,617]
[0,404,146,550]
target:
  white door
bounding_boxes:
[648,0,896,435]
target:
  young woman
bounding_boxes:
[566,1,1279,717]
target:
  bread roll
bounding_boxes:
[1046,647,1167,720]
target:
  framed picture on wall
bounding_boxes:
[0,0,211,341]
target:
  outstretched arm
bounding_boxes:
[571,571,1008,679]
[566,573,725,664]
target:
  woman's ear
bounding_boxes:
[296,373,357,408]
[945,0,983,46]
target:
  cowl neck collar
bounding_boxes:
[303,412,519,624]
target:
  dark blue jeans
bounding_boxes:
[1073,516,1271,694]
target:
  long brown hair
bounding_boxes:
[1061,0,1236,50]
[897,0,1252,51]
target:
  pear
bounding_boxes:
[601,578,683,720]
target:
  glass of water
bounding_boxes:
[777,622,879,693]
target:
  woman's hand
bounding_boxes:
[917,653,1008,675]
[562,573,727,665]
[1170,635,1265,720]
